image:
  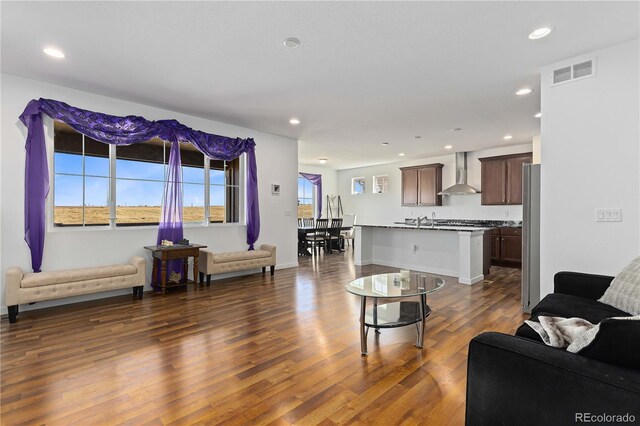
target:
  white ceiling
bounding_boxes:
[2,2,638,170]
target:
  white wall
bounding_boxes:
[540,39,640,297]
[337,144,533,224]
[0,73,299,311]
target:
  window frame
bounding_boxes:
[46,118,246,232]
[351,176,366,195]
[373,175,389,194]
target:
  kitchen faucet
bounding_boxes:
[431,212,436,228]
[416,215,428,228]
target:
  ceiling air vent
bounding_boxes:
[552,59,595,86]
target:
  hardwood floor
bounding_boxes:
[1,250,526,425]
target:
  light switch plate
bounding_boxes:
[595,208,622,222]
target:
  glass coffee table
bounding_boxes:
[345,272,445,356]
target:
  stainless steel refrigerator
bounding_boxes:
[522,163,541,313]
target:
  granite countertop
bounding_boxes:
[355,224,491,232]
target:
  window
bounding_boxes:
[373,175,389,194]
[298,177,314,218]
[351,177,365,195]
[52,122,245,228]
[53,122,110,226]
[115,139,167,226]
[209,157,240,223]
[182,144,205,223]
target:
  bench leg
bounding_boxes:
[262,266,266,274]
[8,305,18,323]
[134,286,144,300]
[207,275,211,286]
[270,265,275,276]
[199,272,204,284]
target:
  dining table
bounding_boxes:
[297,225,352,256]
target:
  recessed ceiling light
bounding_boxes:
[43,47,65,58]
[503,135,513,140]
[413,136,421,139]
[444,145,453,150]
[398,153,406,157]
[283,38,300,48]
[516,88,533,96]
[318,158,328,164]
[528,27,553,40]
[289,118,300,125]
[534,112,542,118]
[381,142,389,146]
[451,127,462,132]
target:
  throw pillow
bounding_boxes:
[598,255,640,315]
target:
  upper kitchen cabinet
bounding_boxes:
[400,163,443,206]
[479,153,532,205]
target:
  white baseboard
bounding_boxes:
[458,275,485,285]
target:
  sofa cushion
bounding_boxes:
[21,264,137,288]
[531,293,630,324]
[599,255,640,315]
[212,250,270,264]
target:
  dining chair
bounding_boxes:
[341,214,357,249]
[298,218,303,227]
[325,218,343,254]
[305,218,328,255]
[303,217,314,227]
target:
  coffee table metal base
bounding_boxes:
[359,296,430,356]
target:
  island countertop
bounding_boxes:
[355,224,490,232]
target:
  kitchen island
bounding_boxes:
[354,224,489,284]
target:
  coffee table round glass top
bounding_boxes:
[345,272,445,356]
[345,273,444,298]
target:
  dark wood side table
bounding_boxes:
[144,244,207,295]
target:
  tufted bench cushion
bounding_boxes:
[5,257,146,323]
[199,244,277,285]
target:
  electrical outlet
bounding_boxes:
[411,244,417,253]
[595,208,622,222]
[284,210,292,216]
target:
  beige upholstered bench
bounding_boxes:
[4,256,146,323]
[198,244,276,286]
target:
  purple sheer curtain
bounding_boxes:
[155,141,184,283]
[19,98,261,272]
[299,172,322,219]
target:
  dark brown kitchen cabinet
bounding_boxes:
[479,153,532,205]
[491,227,522,266]
[400,163,443,206]
[401,168,418,205]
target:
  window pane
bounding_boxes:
[305,180,313,197]
[298,197,313,218]
[183,166,204,184]
[210,185,224,223]
[54,175,83,226]
[84,177,110,225]
[116,141,166,180]
[210,169,225,185]
[184,183,205,222]
[54,152,82,175]
[116,179,164,224]
[84,137,109,177]
[117,159,165,181]
[85,155,109,178]
[298,178,305,197]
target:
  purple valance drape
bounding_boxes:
[19,98,261,272]
[299,172,322,219]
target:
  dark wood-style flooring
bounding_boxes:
[1,249,526,425]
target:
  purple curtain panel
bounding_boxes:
[19,98,261,272]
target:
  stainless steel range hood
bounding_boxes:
[438,152,480,195]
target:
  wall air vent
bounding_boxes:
[552,58,595,86]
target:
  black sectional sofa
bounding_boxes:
[465,271,640,426]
